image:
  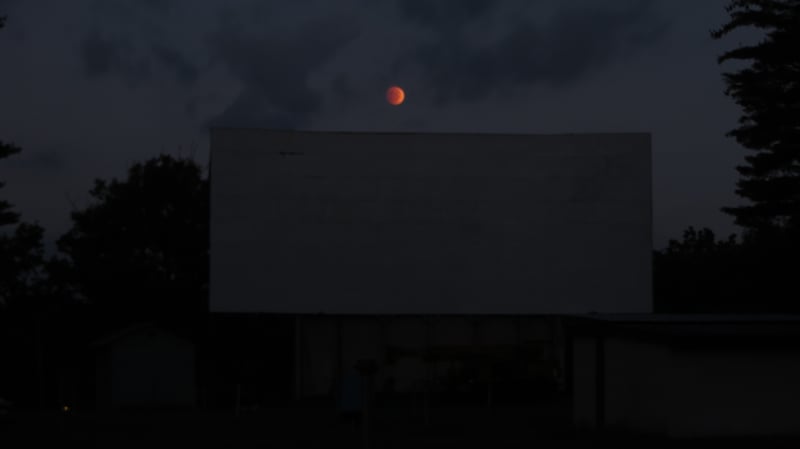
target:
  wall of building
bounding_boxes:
[667,347,800,437]
[571,336,598,430]
[210,129,652,315]
[297,315,561,399]
[603,337,672,434]
[106,331,196,408]
[571,331,800,437]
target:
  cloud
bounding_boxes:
[205,12,361,129]
[80,30,152,87]
[79,32,200,88]
[396,0,497,30]
[139,0,173,13]
[0,0,31,41]
[151,43,199,85]
[0,0,23,13]
[209,91,297,130]
[397,1,672,103]
[71,0,671,127]
[78,0,203,87]
[3,148,69,171]
[75,1,362,128]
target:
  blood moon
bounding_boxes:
[386,86,405,106]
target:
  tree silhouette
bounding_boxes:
[56,155,209,338]
[712,0,800,238]
[653,227,748,313]
[654,1,800,313]
[0,54,45,308]
[0,141,21,228]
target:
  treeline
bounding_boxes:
[0,150,209,409]
[654,226,800,313]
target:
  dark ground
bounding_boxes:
[2,400,799,449]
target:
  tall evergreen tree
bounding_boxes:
[712,0,800,237]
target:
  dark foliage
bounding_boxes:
[655,228,743,313]
[1,144,46,309]
[654,225,800,313]
[0,140,22,227]
[712,0,800,235]
[56,155,209,339]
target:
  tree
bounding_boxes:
[0,221,45,307]
[1,107,49,408]
[56,155,209,338]
[1,120,45,308]
[0,141,22,228]
[653,227,748,313]
[712,0,800,237]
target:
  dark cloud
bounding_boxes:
[184,98,198,118]
[76,1,361,127]
[139,0,172,13]
[0,0,23,13]
[151,43,199,85]
[208,91,297,130]
[79,1,199,87]
[3,148,68,171]
[329,73,355,101]
[0,0,29,41]
[206,14,361,129]
[28,150,68,171]
[72,1,670,126]
[80,31,152,87]
[397,0,497,30]
[400,1,672,103]
[79,32,199,87]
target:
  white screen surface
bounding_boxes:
[210,128,652,314]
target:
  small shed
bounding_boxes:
[566,314,800,438]
[94,323,196,409]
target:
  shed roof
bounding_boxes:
[565,313,800,324]
[565,314,800,345]
[92,322,189,348]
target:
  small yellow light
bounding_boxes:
[63,405,70,412]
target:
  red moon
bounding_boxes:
[386,86,405,105]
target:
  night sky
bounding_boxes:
[0,0,759,250]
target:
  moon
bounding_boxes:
[386,86,405,106]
